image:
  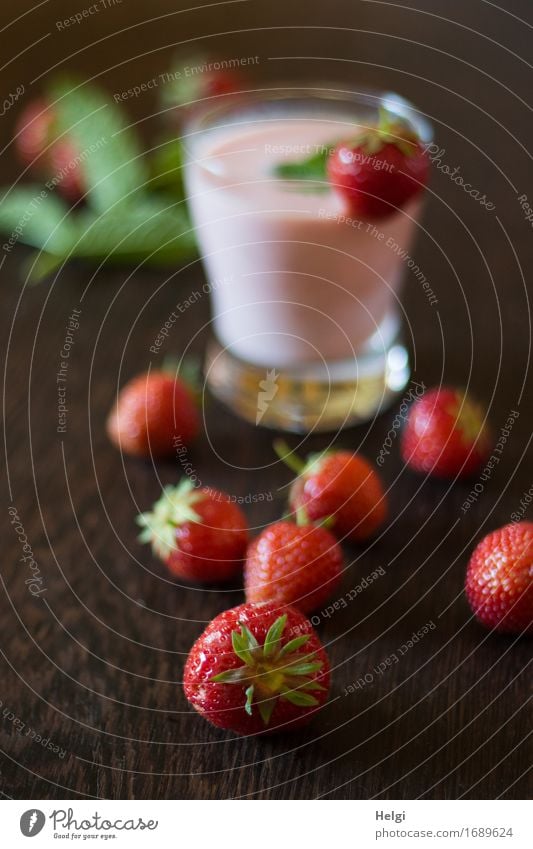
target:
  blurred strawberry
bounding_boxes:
[401,386,492,479]
[15,98,84,201]
[465,522,533,634]
[106,366,200,459]
[327,107,429,219]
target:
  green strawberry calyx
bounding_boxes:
[274,439,333,479]
[447,393,490,450]
[352,106,420,158]
[136,479,205,559]
[211,614,326,725]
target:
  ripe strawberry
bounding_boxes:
[245,519,343,613]
[15,99,84,201]
[401,386,492,479]
[184,601,330,734]
[106,368,199,458]
[465,522,533,634]
[276,441,387,543]
[137,480,248,583]
[327,106,429,219]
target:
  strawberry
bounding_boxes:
[137,480,248,583]
[183,601,330,734]
[15,98,84,201]
[245,519,343,613]
[106,368,199,458]
[327,106,429,219]
[276,441,387,543]
[401,386,492,479]
[465,522,533,635]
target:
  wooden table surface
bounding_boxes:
[1,0,531,799]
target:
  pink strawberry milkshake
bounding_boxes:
[183,90,431,429]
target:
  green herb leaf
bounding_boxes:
[272,148,330,183]
[24,250,64,284]
[48,76,148,213]
[0,186,75,254]
[149,137,185,196]
[71,199,197,263]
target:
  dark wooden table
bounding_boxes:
[1,0,531,799]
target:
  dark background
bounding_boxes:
[1,0,531,799]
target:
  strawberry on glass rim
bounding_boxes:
[136,479,248,583]
[184,602,330,734]
[327,106,429,219]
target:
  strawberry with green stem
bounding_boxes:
[183,602,330,734]
[137,479,248,583]
[275,440,387,543]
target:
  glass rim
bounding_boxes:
[181,83,434,149]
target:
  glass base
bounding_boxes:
[205,325,410,433]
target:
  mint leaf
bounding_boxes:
[149,137,185,196]
[24,251,64,284]
[71,199,197,263]
[0,186,75,254]
[48,77,148,213]
[272,148,330,183]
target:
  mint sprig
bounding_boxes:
[0,77,200,282]
[272,148,330,183]
[49,76,148,213]
[271,108,420,186]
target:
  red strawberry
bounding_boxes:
[15,99,84,201]
[245,519,343,613]
[107,368,199,458]
[465,522,533,634]
[401,386,492,479]
[276,441,387,543]
[327,107,429,219]
[184,601,330,734]
[137,480,248,583]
